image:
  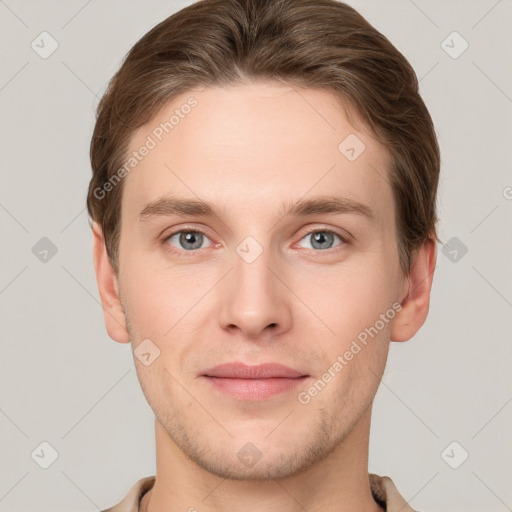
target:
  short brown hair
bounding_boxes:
[87,0,440,275]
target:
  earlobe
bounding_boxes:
[390,238,437,342]
[91,221,130,344]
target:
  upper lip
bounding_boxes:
[202,362,307,379]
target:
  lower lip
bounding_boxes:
[203,376,309,400]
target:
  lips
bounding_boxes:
[202,362,307,379]
[201,362,309,400]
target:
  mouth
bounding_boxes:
[201,362,310,400]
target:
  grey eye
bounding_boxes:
[298,231,342,250]
[167,231,209,251]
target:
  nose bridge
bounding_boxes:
[218,233,289,336]
[234,234,273,292]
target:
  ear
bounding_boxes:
[91,221,130,344]
[390,238,437,342]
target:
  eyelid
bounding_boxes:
[294,225,351,245]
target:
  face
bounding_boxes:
[112,81,408,480]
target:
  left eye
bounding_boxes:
[297,230,344,251]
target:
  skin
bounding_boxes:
[92,80,436,512]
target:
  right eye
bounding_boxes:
[162,229,214,253]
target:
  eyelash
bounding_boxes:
[160,226,349,257]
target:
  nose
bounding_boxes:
[217,240,292,339]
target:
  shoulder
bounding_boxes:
[369,473,419,512]
[101,476,156,512]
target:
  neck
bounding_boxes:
[143,408,384,512]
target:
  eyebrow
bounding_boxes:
[138,194,375,223]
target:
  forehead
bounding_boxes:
[122,81,393,222]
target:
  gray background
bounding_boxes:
[1,0,511,510]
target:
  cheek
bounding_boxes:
[120,255,187,334]
[301,259,397,339]
[133,357,185,426]
[296,265,397,395]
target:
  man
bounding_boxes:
[87,0,439,510]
